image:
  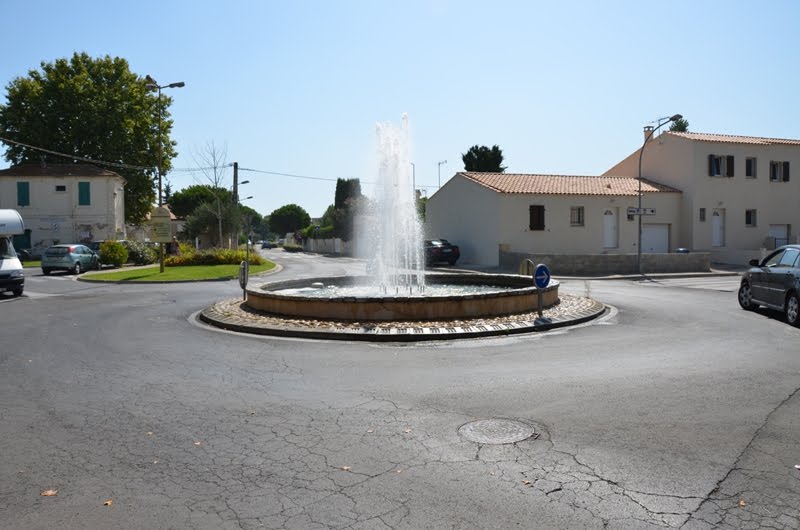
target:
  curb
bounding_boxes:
[76,263,284,284]
[196,296,608,342]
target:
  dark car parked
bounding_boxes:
[424,239,460,266]
[738,244,800,326]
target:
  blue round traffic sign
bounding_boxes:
[533,263,550,289]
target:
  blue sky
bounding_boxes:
[2,0,799,218]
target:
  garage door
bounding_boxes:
[642,224,669,253]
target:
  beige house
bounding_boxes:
[425,172,682,267]
[606,131,800,264]
[0,163,126,253]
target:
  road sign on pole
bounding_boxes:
[627,207,656,216]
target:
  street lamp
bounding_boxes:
[144,76,185,206]
[145,75,185,273]
[637,113,682,274]
[437,160,447,188]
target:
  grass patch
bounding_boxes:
[22,260,41,269]
[83,262,275,282]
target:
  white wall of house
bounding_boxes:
[0,175,126,250]
[426,174,682,267]
[607,133,800,264]
[424,175,502,266]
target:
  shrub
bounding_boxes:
[126,240,158,265]
[100,240,128,268]
[165,247,265,267]
[283,243,303,253]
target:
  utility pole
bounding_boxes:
[232,161,239,203]
[437,160,447,188]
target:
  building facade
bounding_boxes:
[0,163,126,254]
[425,172,682,267]
[605,131,800,264]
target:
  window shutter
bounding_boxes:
[783,161,790,182]
[726,156,735,177]
[78,182,91,205]
[17,182,30,206]
[529,205,545,230]
[708,155,715,176]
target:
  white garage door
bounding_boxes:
[642,224,669,253]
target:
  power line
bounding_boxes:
[0,134,154,172]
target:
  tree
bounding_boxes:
[462,145,506,172]
[169,184,232,218]
[334,178,362,209]
[0,52,177,224]
[669,118,690,132]
[268,204,311,235]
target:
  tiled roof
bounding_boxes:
[667,131,800,146]
[459,172,680,196]
[0,163,122,177]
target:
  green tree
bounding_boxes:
[268,204,311,235]
[334,178,362,209]
[169,185,232,218]
[182,200,240,247]
[669,118,690,132]
[0,52,178,224]
[461,145,506,172]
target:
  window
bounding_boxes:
[708,154,734,177]
[17,182,30,206]
[745,209,757,227]
[78,181,91,205]
[529,205,545,230]
[770,161,790,182]
[745,157,757,178]
[699,208,706,222]
[570,206,584,226]
[55,185,66,192]
[778,248,800,267]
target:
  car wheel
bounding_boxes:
[786,292,800,327]
[42,268,51,276]
[73,262,82,275]
[738,282,757,311]
[12,288,23,297]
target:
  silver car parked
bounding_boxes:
[41,244,99,275]
[738,244,800,326]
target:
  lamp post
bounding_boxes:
[636,113,682,274]
[437,160,447,188]
[145,76,184,273]
[410,162,415,195]
[144,77,185,206]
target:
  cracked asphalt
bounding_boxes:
[1,252,799,529]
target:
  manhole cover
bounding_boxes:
[458,418,537,444]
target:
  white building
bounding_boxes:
[0,163,126,253]
[425,172,681,267]
[606,131,800,264]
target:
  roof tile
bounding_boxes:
[459,172,680,196]
[667,131,800,146]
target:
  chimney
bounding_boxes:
[643,125,655,142]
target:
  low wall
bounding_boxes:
[500,251,710,276]
[246,274,559,321]
[303,238,353,255]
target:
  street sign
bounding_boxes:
[533,263,551,289]
[150,206,172,243]
[627,207,656,216]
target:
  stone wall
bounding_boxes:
[500,250,710,276]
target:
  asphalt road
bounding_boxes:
[1,251,798,529]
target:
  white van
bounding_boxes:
[0,209,25,297]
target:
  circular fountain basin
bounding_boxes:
[245,273,559,322]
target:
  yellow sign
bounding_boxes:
[150,206,172,243]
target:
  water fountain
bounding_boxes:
[241,114,561,325]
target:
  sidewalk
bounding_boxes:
[446,263,745,281]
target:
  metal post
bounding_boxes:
[636,114,682,275]
[437,160,447,188]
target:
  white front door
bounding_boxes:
[603,209,618,248]
[712,209,725,247]
[642,224,669,253]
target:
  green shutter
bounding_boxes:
[78,182,91,205]
[17,182,30,206]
